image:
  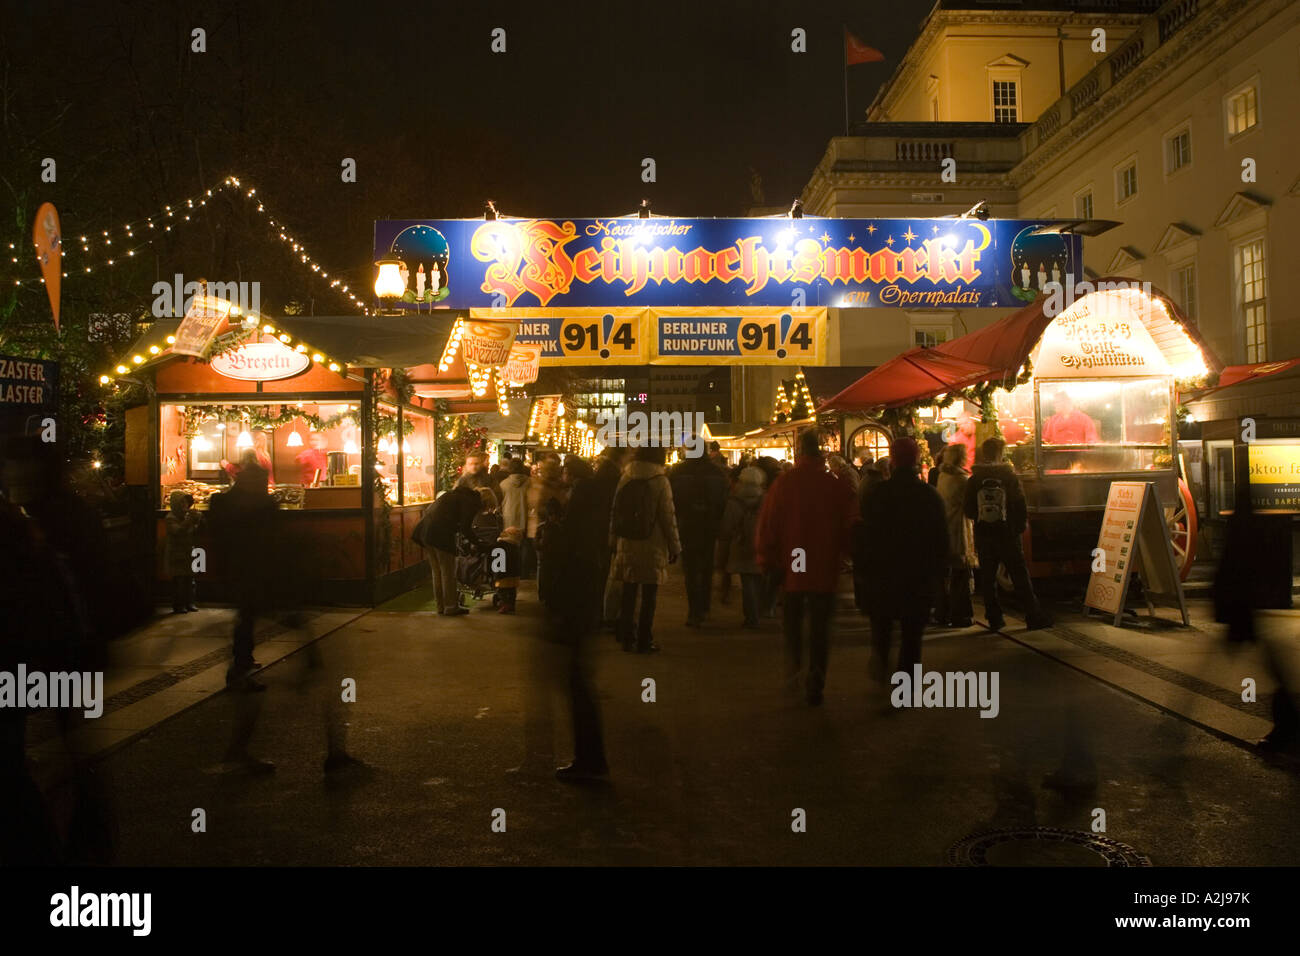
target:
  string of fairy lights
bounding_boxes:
[98,309,348,387]
[7,174,369,313]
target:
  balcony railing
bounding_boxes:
[1159,0,1199,42]
[896,141,955,163]
[1022,0,1218,156]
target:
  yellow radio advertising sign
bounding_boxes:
[473,307,826,366]
[1247,441,1300,512]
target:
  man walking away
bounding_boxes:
[860,438,948,685]
[756,430,858,705]
[964,437,1052,631]
[610,447,680,654]
[670,447,728,627]
[208,462,279,690]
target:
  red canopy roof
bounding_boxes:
[819,348,997,412]
[1207,358,1300,391]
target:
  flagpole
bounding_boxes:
[842,26,849,136]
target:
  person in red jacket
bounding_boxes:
[756,429,859,706]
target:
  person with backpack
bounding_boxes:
[717,465,767,628]
[610,446,680,654]
[756,430,858,705]
[963,436,1051,631]
[669,447,728,627]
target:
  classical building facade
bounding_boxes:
[732,0,1299,424]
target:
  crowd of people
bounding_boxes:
[399,431,1057,734]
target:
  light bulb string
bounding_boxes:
[7,174,369,314]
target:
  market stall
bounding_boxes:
[108,312,460,605]
[822,280,1221,579]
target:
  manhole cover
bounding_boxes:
[948,828,1151,867]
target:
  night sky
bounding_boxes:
[3,0,922,314]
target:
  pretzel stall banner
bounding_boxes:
[459,320,518,367]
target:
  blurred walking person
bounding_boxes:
[717,464,767,629]
[859,438,948,685]
[670,445,728,627]
[935,444,976,627]
[542,456,620,780]
[611,446,680,654]
[208,459,278,689]
[756,430,858,705]
[164,490,201,613]
[1215,457,1299,752]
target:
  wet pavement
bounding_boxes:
[72,577,1300,866]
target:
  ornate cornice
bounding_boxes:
[1012,0,1268,186]
[872,8,1150,119]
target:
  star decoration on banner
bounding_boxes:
[847,234,855,243]
[885,236,895,247]
[902,228,917,243]
[866,223,877,235]
[819,232,831,244]
[932,225,941,234]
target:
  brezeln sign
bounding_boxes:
[460,320,518,367]
[210,339,311,381]
[502,342,541,385]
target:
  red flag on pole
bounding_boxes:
[845,30,884,66]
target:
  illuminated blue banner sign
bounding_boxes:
[373,218,1082,310]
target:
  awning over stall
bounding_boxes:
[818,350,997,412]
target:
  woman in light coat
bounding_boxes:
[935,444,977,627]
[497,459,530,535]
[610,446,681,653]
[524,458,564,579]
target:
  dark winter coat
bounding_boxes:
[669,454,729,547]
[963,462,1029,535]
[418,486,481,553]
[858,469,948,612]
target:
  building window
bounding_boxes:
[1075,190,1093,220]
[1227,84,1258,138]
[992,80,1018,123]
[1115,159,1138,204]
[913,326,951,348]
[1235,239,1267,362]
[1171,262,1197,323]
[1165,127,1191,173]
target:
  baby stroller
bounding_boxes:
[456,511,504,606]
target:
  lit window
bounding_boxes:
[1227,86,1258,137]
[992,81,1018,123]
[1236,239,1267,362]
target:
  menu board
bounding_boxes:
[1084,481,1188,627]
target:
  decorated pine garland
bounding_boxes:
[179,404,415,441]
